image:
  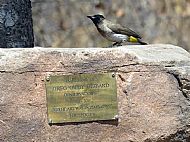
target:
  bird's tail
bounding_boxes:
[137,38,148,45]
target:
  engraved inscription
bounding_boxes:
[45,73,118,123]
[52,83,110,91]
[69,113,96,118]
[52,104,113,112]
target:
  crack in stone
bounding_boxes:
[168,72,190,101]
[145,129,190,142]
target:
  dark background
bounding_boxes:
[31,0,190,51]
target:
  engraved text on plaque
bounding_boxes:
[45,73,118,123]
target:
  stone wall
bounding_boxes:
[0,44,190,142]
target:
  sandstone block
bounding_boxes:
[0,44,190,142]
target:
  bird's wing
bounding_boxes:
[108,23,142,39]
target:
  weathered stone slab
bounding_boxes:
[0,44,190,142]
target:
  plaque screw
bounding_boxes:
[46,76,50,81]
[113,115,119,119]
[49,119,52,124]
[112,73,115,78]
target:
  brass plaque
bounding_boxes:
[45,73,118,123]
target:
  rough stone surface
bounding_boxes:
[0,44,190,142]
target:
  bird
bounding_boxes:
[87,14,147,47]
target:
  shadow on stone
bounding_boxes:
[49,119,119,126]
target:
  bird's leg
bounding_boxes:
[112,42,119,46]
[107,42,122,48]
[106,42,118,48]
[113,42,122,47]
[117,42,122,46]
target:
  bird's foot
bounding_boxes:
[106,44,115,48]
[113,42,118,46]
[113,42,122,47]
[106,44,119,48]
[116,44,122,47]
[105,42,123,48]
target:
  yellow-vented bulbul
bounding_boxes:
[87,14,147,46]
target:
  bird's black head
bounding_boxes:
[87,14,105,25]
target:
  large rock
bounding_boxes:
[0,44,190,142]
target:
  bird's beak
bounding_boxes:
[87,15,94,20]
